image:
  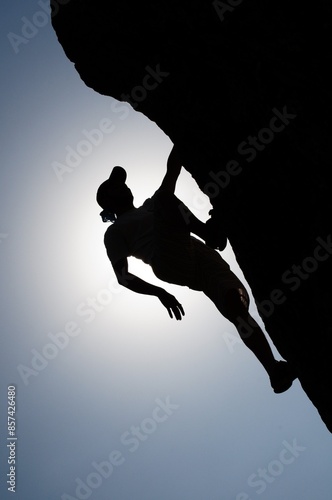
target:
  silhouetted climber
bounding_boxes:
[96,146,297,393]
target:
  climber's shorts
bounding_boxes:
[151,209,249,318]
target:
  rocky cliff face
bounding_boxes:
[51,0,332,431]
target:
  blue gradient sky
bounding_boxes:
[1,2,331,499]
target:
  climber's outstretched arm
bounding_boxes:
[158,145,182,193]
[112,257,185,320]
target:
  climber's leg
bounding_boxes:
[223,289,297,393]
[223,289,277,375]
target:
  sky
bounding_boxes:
[1,2,331,499]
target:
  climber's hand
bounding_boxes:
[157,290,185,320]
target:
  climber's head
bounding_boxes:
[96,166,134,222]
